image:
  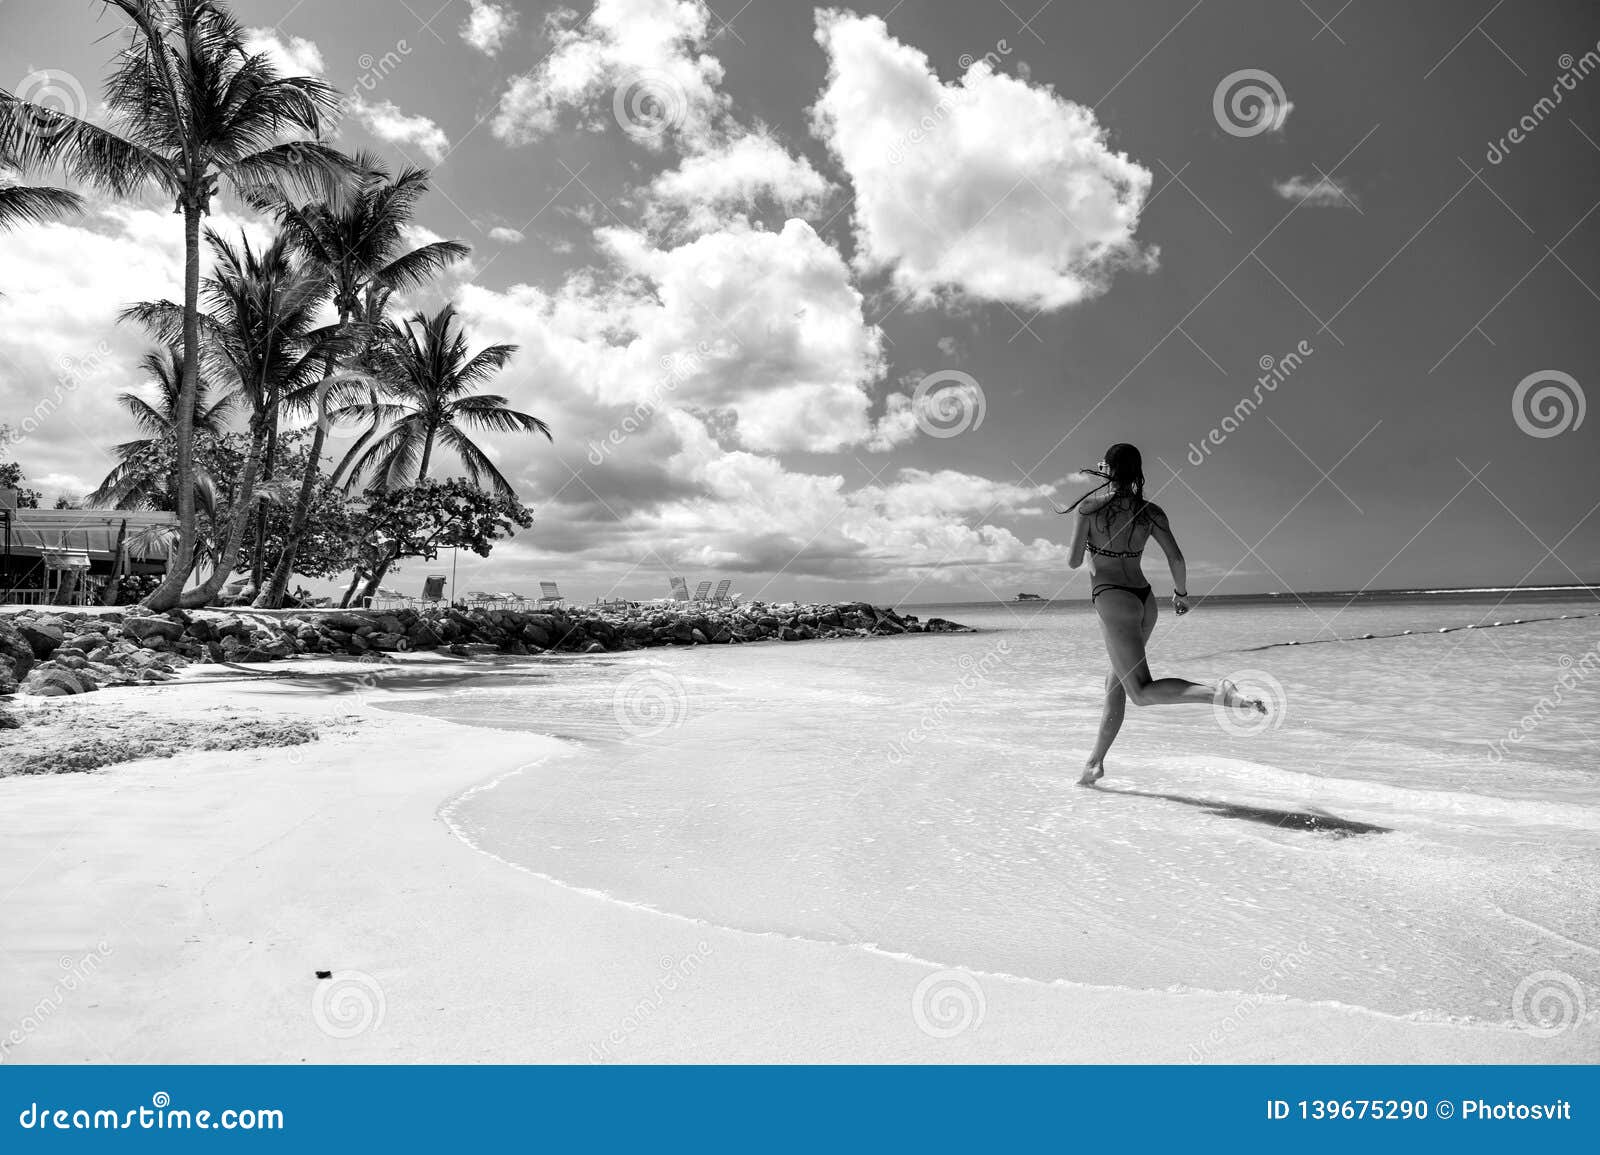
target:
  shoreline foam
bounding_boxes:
[2,658,1595,1062]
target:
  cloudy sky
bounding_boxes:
[2,0,1596,603]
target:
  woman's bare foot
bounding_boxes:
[1078,761,1105,786]
[1217,678,1267,715]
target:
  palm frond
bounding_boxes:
[375,240,471,292]
[438,424,519,500]
[450,395,554,440]
[0,182,83,230]
[0,96,171,196]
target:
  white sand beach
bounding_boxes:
[3,654,1594,1064]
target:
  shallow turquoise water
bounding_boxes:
[388,595,1600,1024]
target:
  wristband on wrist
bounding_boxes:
[1173,590,1188,597]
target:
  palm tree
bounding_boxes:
[87,345,237,508]
[124,227,350,605]
[249,157,470,607]
[0,0,352,610]
[337,303,551,501]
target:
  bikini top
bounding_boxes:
[1084,541,1142,558]
[1066,479,1153,559]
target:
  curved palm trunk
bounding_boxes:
[248,411,280,591]
[338,568,365,608]
[253,420,325,607]
[357,546,400,606]
[256,310,350,608]
[178,418,269,608]
[100,519,130,606]
[414,424,436,484]
[51,568,82,606]
[141,202,203,610]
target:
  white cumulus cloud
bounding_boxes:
[1274,173,1358,208]
[809,9,1155,311]
[459,217,893,454]
[644,128,834,235]
[461,0,519,56]
[349,95,451,162]
[244,27,325,76]
[491,0,726,148]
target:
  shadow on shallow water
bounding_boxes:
[1092,784,1391,837]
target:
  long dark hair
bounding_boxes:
[1062,442,1146,515]
[1103,443,1144,498]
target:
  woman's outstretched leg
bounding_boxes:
[1095,590,1268,712]
[1124,674,1266,710]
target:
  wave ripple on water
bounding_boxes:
[388,597,1600,1024]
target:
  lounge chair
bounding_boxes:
[421,574,448,606]
[669,576,690,602]
[370,585,411,610]
[537,581,564,608]
[495,590,527,610]
[464,589,494,608]
[692,580,712,602]
[711,578,732,604]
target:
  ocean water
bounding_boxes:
[389,594,1600,1026]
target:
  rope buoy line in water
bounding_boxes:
[1181,609,1600,663]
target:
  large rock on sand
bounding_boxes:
[21,664,96,696]
[0,621,36,678]
[318,612,371,633]
[123,615,186,644]
[15,616,66,658]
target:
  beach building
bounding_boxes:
[0,496,176,606]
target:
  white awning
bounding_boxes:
[1,509,178,562]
